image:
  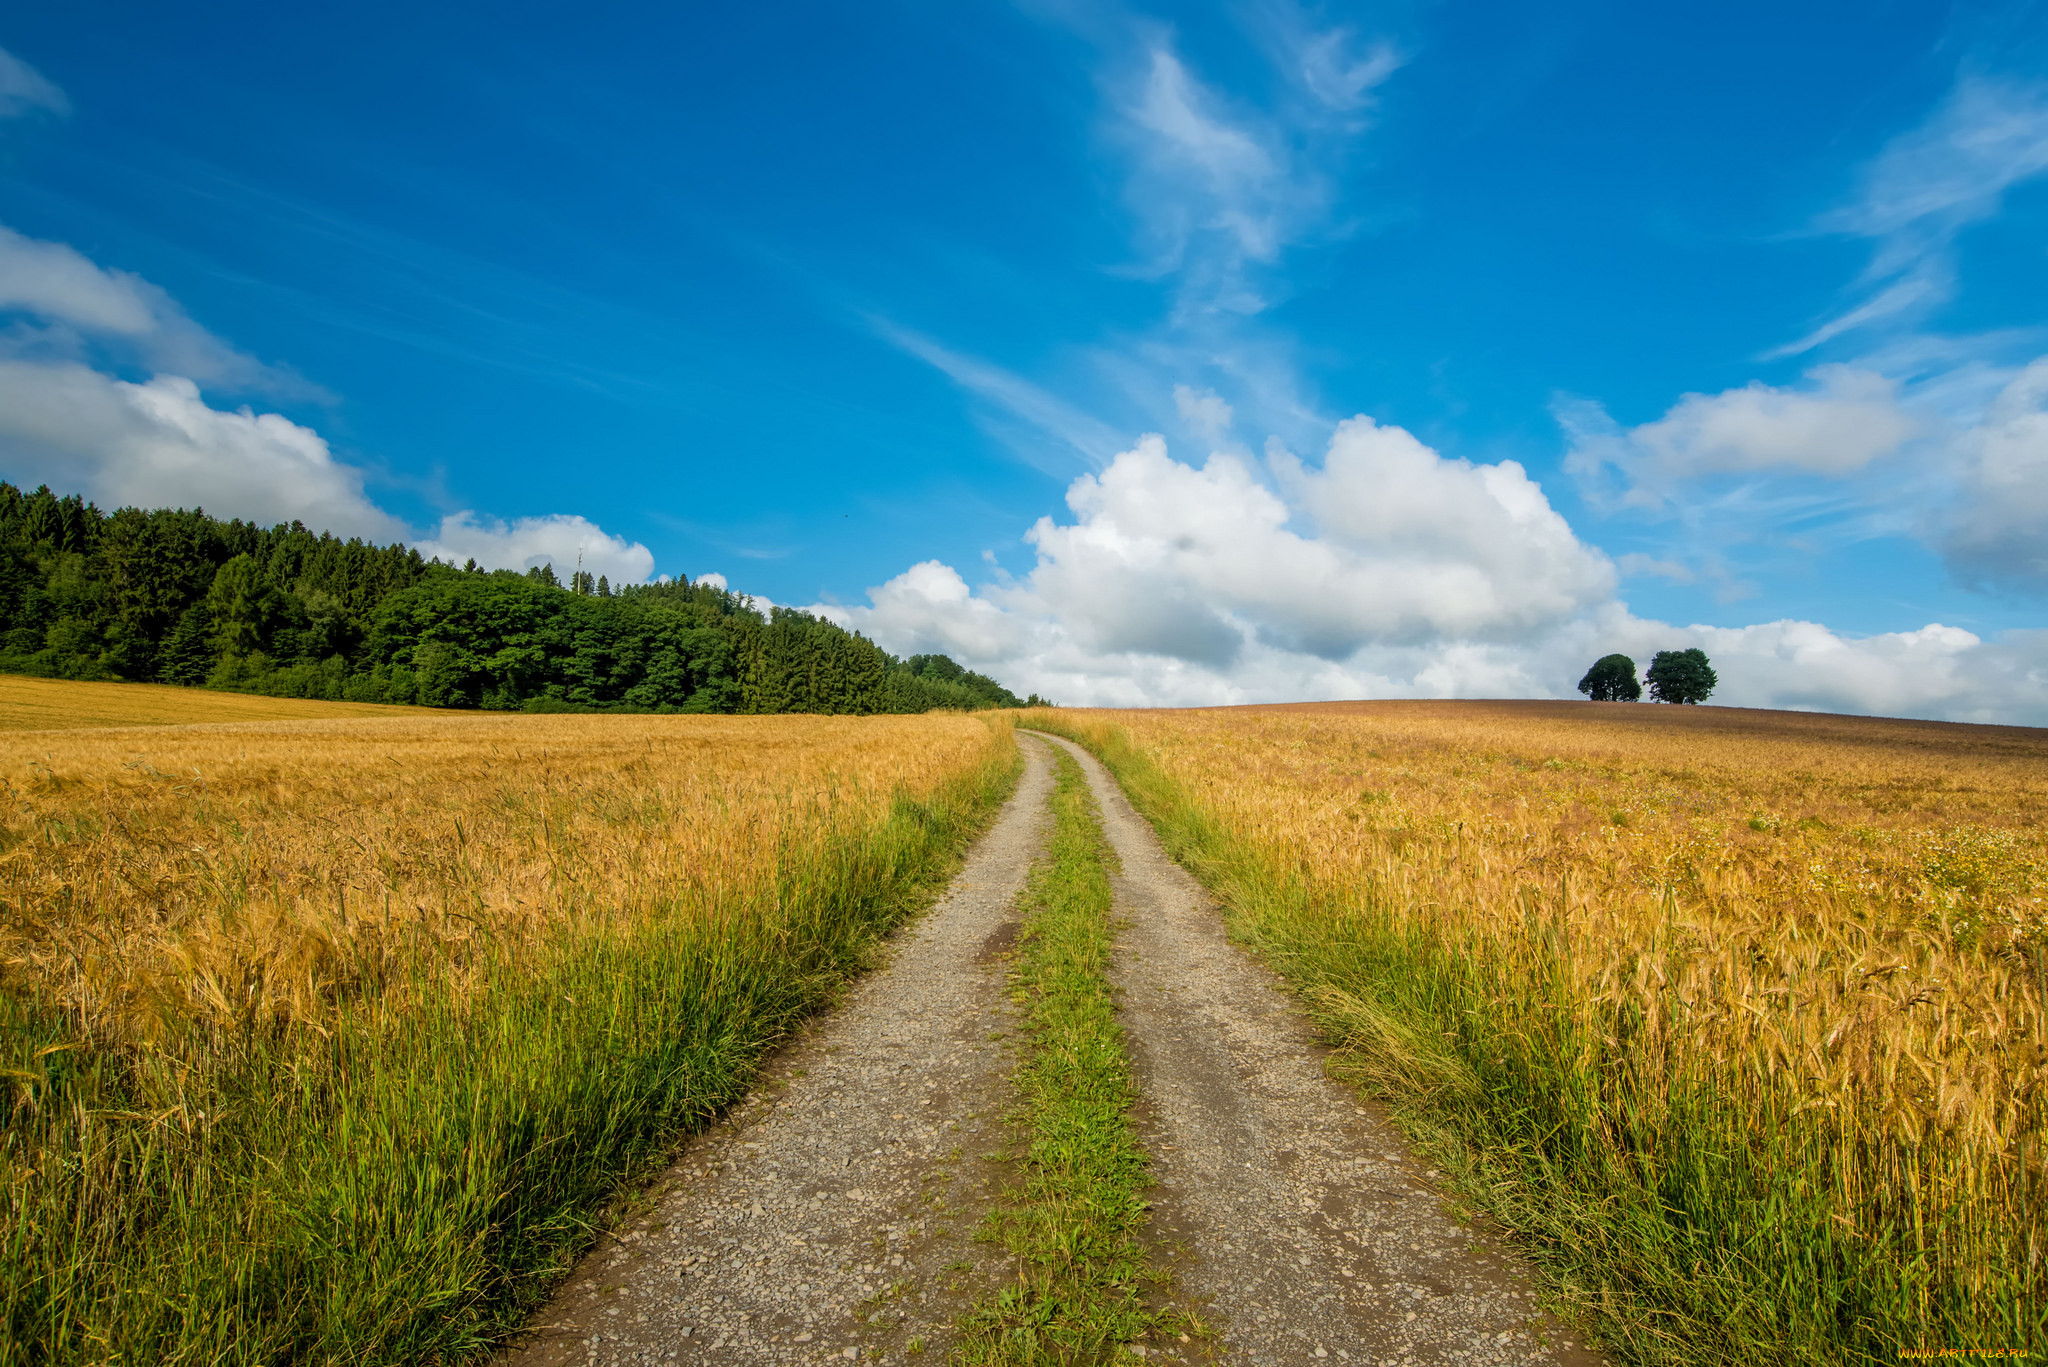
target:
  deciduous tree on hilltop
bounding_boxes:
[1577,653,1642,701]
[1646,648,1717,705]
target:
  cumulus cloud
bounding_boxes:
[0,358,659,580]
[0,47,67,119]
[1635,367,1919,477]
[1267,418,1614,644]
[1937,357,2048,591]
[415,511,656,583]
[1680,620,2044,725]
[939,425,1613,669]
[0,361,406,539]
[1562,365,1919,507]
[816,423,2048,726]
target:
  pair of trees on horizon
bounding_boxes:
[1578,649,1717,705]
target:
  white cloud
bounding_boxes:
[1172,383,1233,437]
[1681,620,2043,724]
[1564,366,1920,507]
[415,511,656,583]
[885,7,1396,473]
[1937,357,2048,591]
[0,227,658,582]
[1824,76,2048,244]
[1615,553,1696,583]
[1562,354,2047,597]
[0,226,155,334]
[996,423,1611,667]
[859,560,1034,661]
[1766,264,1952,359]
[1127,48,1289,272]
[1287,26,1401,113]
[694,572,729,591]
[0,356,659,582]
[0,222,315,396]
[0,47,67,119]
[817,424,2048,726]
[0,362,406,539]
[1115,37,1360,320]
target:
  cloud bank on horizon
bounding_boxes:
[0,14,2042,725]
[820,424,2046,723]
[823,12,2048,723]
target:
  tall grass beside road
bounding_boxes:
[1026,702,2047,1367]
[0,707,1015,1365]
[960,746,1188,1365]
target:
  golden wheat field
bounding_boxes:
[0,698,1007,1044]
[0,673,432,731]
[1035,700,2047,1361]
[1089,699,2048,1138]
[2,678,1016,1365]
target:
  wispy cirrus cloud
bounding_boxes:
[1775,74,2048,357]
[1111,17,1398,321]
[867,317,1127,471]
[0,46,67,120]
[878,3,1400,463]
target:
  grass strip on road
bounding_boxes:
[957,746,1193,1366]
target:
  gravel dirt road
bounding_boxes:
[1028,731,1605,1367]
[502,730,1609,1367]
[501,738,1056,1367]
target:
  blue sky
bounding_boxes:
[1,1,2044,719]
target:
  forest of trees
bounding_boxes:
[0,483,1041,714]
